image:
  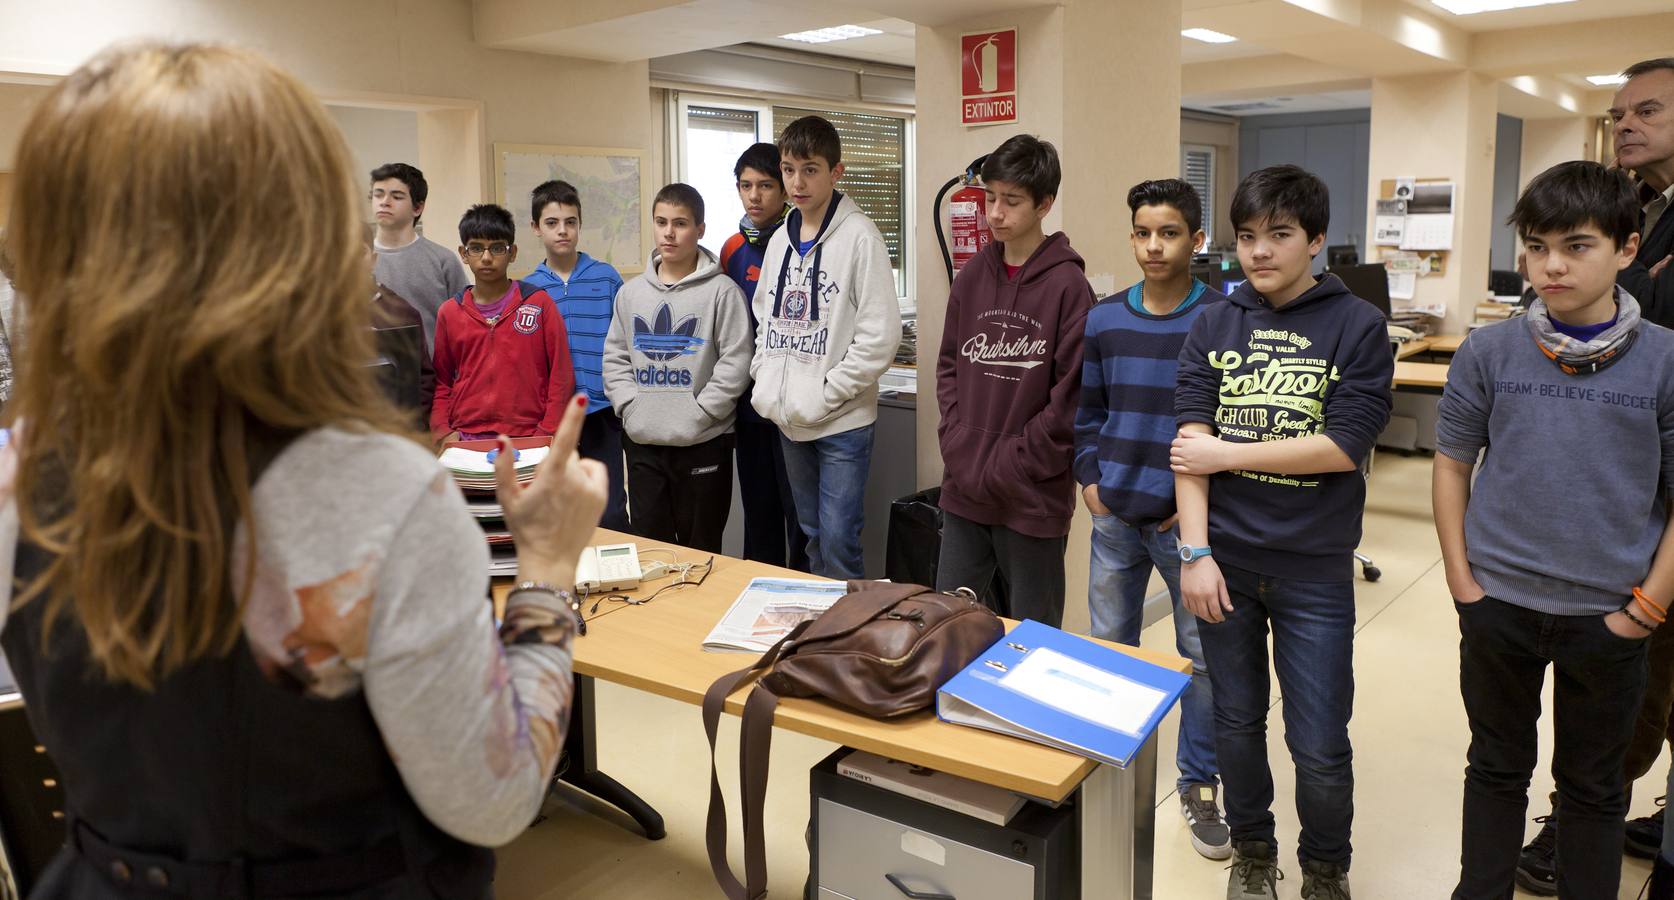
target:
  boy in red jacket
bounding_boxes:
[935,135,1091,626]
[431,204,575,440]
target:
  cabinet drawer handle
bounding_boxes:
[885,873,955,900]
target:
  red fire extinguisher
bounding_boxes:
[948,184,992,274]
[934,155,993,283]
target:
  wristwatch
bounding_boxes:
[509,580,585,633]
[1178,544,1213,564]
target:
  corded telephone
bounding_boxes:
[575,543,642,593]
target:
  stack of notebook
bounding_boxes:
[439,445,548,576]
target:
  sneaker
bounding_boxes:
[1515,813,1558,897]
[1627,797,1666,860]
[1301,859,1351,899]
[1182,783,1233,860]
[1226,840,1282,900]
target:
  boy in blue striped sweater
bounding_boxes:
[1074,178,1229,860]
[526,180,631,531]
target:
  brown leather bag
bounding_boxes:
[701,580,1004,900]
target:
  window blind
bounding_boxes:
[1182,144,1215,242]
[773,105,906,293]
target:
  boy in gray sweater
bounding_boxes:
[1437,161,1674,900]
[603,184,752,552]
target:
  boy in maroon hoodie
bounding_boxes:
[934,135,1092,626]
[431,204,576,440]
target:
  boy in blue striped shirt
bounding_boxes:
[1074,178,1228,860]
[526,180,630,531]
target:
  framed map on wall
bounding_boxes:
[494,143,646,278]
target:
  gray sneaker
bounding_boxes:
[1227,841,1281,900]
[1182,783,1233,860]
[1301,859,1351,900]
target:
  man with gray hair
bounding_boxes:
[1614,57,1674,322]
[1515,58,1674,897]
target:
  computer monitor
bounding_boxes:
[1326,244,1360,268]
[1327,262,1391,319]
[1191,257,1247,296]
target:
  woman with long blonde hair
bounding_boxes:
[0,42,604,898]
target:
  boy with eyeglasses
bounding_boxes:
[431,204,576,442]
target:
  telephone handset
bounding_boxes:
[575,543,643,593]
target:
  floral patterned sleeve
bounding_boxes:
[238,430,575,846]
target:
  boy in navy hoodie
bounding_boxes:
[1076,178,1229,861]
[524,180,631,532]
[935,135,1089,626]
[1171,165,1392,900]
[720,143,806,570]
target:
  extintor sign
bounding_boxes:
[960,28,1017,126]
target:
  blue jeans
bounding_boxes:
[1086,514,1218,793]
[780,424,873,580]
[1197,561,1356,868]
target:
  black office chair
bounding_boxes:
[1489,269,1523,297]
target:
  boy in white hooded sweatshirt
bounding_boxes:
[751,115,901,579]
[603,183,753,552]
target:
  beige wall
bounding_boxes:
[0,0,653,259]
[914,0,1182,632]
[1519,116,1598,192]
[1366,71,1498,332]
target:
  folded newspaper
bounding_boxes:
[702,577,849,653]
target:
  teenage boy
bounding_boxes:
[721,143,807,570]
[430,205,575,441]
[362,225,434,425]
[603,184,752,552]
[1076,178,1229,860]
[1171,164,1392,900]
[1436,160,1674,900]
[370,162,468,353]
[751,116,901,580]
[935,135,1088,626]
[524,180,632,532]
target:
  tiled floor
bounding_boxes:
[496,452,1670,899]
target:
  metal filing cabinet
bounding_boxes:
[809,750,1078,900]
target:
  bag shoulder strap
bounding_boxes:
[703,620,812,900]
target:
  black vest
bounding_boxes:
[0,453,493,898]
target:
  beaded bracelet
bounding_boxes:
[1622,604,1658,634]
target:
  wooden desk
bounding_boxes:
[1426,333,1467,353]
[1394,361,1449,392]
[498,531,1189,899]
[1395,337,1432,359]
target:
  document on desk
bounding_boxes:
[937,619,1190,768]
[703,577,848,653]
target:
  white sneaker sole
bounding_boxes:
[1191,832,1234,861]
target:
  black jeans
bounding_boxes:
[580,408,631,533]
[735,415,807,571]
[623,433,734,553]
[933,511,1066,627]
[1454,596,1649,900]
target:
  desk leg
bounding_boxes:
[1080,739,1157,900]
[553,674,667,840]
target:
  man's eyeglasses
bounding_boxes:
[588,556,715,616]
[463,243,513,259]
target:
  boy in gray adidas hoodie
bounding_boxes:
[603,184,753,552]
[752,116,902,579]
